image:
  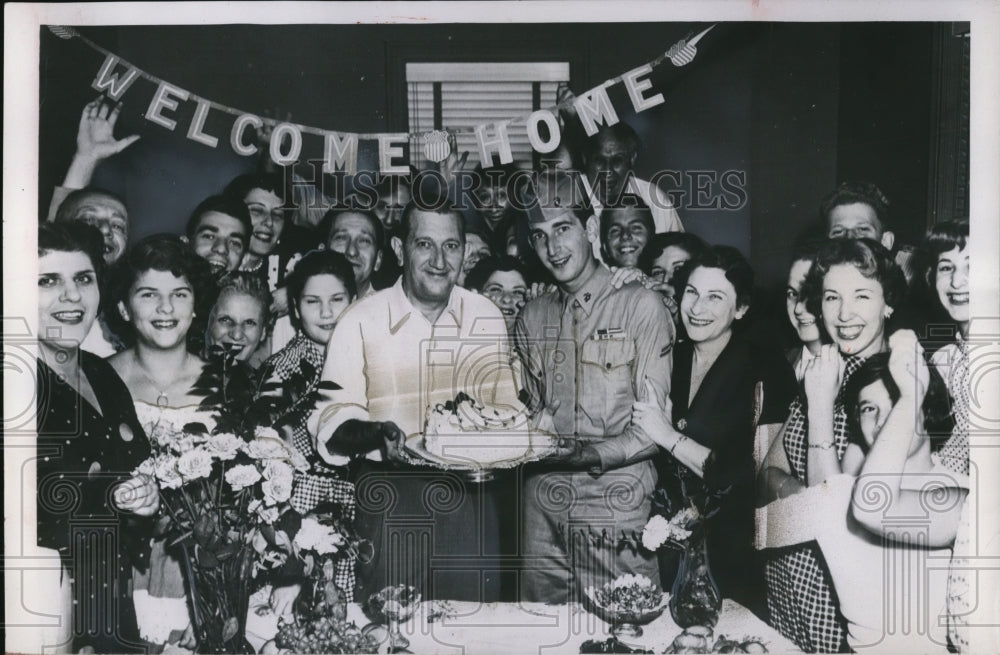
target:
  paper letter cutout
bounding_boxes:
[526,110,561,154]
[378,134,409,174]
[573,84,620,137]
[623,64,664,113]
[324,133,359,175]
[270,123,303,165]
[186,98,218,148]
[90,53,140,101]
[146,81,190,131]
[231,114,263,156]
[474,122,514,166]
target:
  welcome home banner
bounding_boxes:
[48,24,715,173]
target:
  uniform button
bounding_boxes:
[606,363,612,370]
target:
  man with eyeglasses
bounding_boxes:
[225,172,309,357]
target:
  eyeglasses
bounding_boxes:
[246,203,286,223]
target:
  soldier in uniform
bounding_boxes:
[513,170,675,603]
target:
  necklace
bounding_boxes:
[133,355,176,408]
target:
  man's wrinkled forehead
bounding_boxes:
[65,191,128,220]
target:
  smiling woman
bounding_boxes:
[758,237,910,652]
[36,222,158,653]
[106,234,219,649]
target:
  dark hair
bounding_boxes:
[185,194,252,246]
[398,198,466,244]
[912,221,969,330]
[54,187,128,224]
[789,236,829,266]
[223,171,290,207]
[599,200,654,246]
[517,169,595,228]
[583,123,641,160]
[674,245,755,311]
[843,352,954,455]
[637,232,709,277]
[318,206,385,251]
[107,234,217,348]
[38,222,106,287]
[285,249,358,330]
[819,181,891,233]
[802,238,908,331]
[464,255,530,292]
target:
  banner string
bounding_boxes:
[47,24,715,141]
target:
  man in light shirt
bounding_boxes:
[308,199,519,602]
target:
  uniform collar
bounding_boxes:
[387,277,465,332]
[560,264,610,317]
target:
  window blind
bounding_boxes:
[406,62,570,169]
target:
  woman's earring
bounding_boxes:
[884,307,894,319]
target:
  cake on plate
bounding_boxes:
[421,392,534,466]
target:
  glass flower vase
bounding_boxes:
[668,527,722,629]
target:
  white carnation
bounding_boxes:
[246,437,290,460]
[176,448,214,481]
[206,433,243,460]
[225,464,262,491]
[261,476,292,505]
[641,514,671,551]
[293,517,344,556]
[154,455,183,490]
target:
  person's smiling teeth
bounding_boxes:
[151,320,178,329]
[618,246,638,254]
[549,255,570,268]
[797,318,816,327]
[688,316,712,327]
[836,325,864,340]
[254,230,273,242]
[948,292,969,305]
[52,310,84,324]
[317,323,337,331]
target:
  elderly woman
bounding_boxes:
[108,235,217,650]
[631,245,796,616]
[206,271,272,369]
[757,238,909,652]
[36,222,159,653]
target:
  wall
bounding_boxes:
[39,22,939,291]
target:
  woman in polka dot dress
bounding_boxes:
[36,223,160,653]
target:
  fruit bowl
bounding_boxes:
[584,574,669,639]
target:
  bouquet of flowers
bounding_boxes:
[133,343,361,652]
[271,510,378,654]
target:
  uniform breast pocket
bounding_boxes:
[580,338,636,394]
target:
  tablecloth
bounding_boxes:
[246,587,802,654]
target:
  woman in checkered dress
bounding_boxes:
[911,221,970,477]
[256,250,358,598]
[758,239,909,652]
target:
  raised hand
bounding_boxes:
[802,344,844,412]
[888,329,929,400]
[76,97,140,162]
[438,131,470,185]
[525,282,558,301]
